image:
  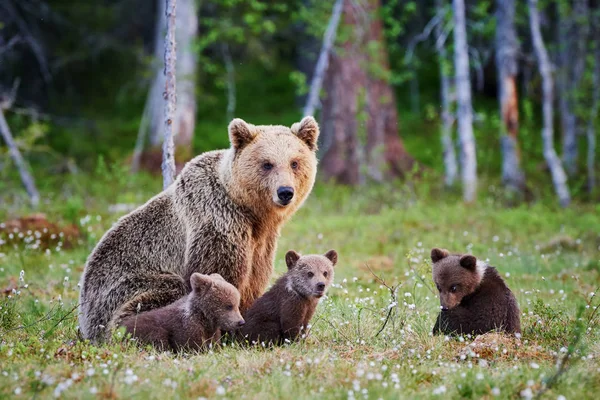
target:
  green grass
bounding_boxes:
[1,172,600,399]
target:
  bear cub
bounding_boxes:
[239,249,338,345]
[121,273,245,352]
[431,248,521,336]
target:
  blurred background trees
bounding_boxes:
[1,0,599,206]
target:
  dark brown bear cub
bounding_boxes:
[121,273,244,352]
[239,250,337,345]
[431,248,521,336]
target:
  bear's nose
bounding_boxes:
[277,186,294,203]
[317,282,325,291]
[441,306,449,311]
[238,319,245,327]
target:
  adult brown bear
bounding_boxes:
[78,117,319,342]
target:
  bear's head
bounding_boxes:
[284,250,338,298]
[223,116,319,217]
[430,248,486,311]
[189,272,245,331]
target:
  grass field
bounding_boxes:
[1,173,600,399]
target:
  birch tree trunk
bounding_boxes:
[556,5,577,176]
[528,0,570,207]
[162,0,177,189]
[434,1,457,187]
[495,0,524,194]
[143,0,196,160]
[587,17,599,194]
[320,0,415,185]
[0,109,40,206]
[452,0,477,202]
[303,0,343,118]
[221,43,236,123]
[172,0,197,158]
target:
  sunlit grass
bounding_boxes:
[1,174,599,399]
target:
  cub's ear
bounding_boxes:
[285,250,301,270]
[291,116,319,151]
[190,273,213,294]
[228,118,256,150]
[431,248,450,263]
[324,250,338,267]
[459,255,477,271]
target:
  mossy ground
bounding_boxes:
[1,171,599,399]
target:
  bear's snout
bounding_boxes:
[238,319,246,327]
[316,282,325,291]
[277,186,294,205]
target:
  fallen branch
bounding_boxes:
[364,263,400,337]
[0,107,40,206]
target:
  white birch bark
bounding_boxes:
[528,0,570,207]
[0,109,40,206]
[452,0,477,202]
[435,1,457,187]
[162,0,177,189]
[145,0,196,153]
[221,42,236,123]
[496,0,524,193]
[303,0,344,118]
[587,25,599,193]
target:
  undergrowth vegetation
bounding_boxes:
[1,169,599,399]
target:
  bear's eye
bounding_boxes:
[291,161,299,170]
[323,271,328,278]
[226,305,233,311]
[262,162,274,171]
[450,285,458,293]
[307,272,314,278]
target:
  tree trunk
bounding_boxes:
[144,0,197,160]
[556,4,577,176]
[162,0,177,189]
[221,43,236,123]
[320,0,415,185]
[495,0,524,194]
[587,16,599,194]
[435,1,457,187]
[303,0,344,118]
[452,0,477,202]
[0,109,40,206]
[172,0,197,158]
[528,0,570,207]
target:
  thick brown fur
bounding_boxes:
[79,117,319,342]
[120,273,244,352]
[431,248,521,336]
[238,250,337,345]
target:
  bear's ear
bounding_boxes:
[285,250,301,270]
[190,273,213,294]
[291,116,319,151]
[431,248,450,263]
[324,250,338,267]
[228,118,256,150]
[209,273,226,282]
[459,255,477,271]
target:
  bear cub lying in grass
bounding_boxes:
[238,250,338,345]
[431,248,521,336]
[121,273,245,352]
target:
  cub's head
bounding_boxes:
[225,117,319,215]
[189,273,245,331]
[285,250,338,298]
[430,248,486,311]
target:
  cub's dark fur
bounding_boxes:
[121,273,244,352]
[431,248,521,336]
[238,250,337,345]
